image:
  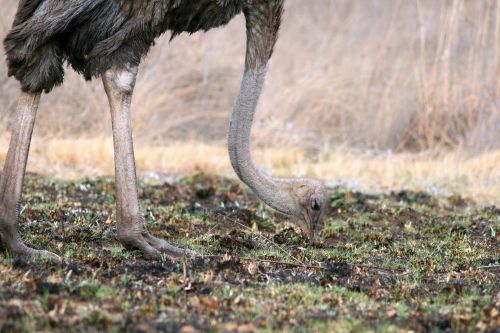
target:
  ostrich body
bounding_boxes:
[0,0,327,261]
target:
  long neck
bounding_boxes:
[228,1,295,214]
[228,64,295,213]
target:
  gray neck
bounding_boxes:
[228,63,295,214]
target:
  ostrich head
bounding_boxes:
[283,179,329,242]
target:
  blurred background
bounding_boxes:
[1,0,499,203]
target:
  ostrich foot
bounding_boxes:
[143,232,196,258]
[118,229,195,260]
[0,221,61,263]
[10,245,62,263]
[0,238,61,263]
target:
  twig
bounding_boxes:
[478,264,500,269]
[61,214,66,263]
[231,219,305,266]
[354,264,406,274]
[202,254,323,270]
[182,250,189,282]
[239,256,324,269]
[201,254,404,273]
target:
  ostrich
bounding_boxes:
[0,0,328,261]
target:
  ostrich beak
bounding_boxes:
[307,230,316,243]
[301,212,316,244]
[307,227,317,244]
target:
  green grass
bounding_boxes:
[0,174,498,332]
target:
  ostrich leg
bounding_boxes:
[0,92,60,261]
[102,65,191,259]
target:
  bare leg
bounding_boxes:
[0,92,60,261]
[102,65,192,260]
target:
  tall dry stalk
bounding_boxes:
[0,0,498,152]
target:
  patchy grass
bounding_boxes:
[0,173,498,332]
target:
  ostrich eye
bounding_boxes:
[311,198,321,211]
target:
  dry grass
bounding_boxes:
[0,136,498,205]
[0,1,499,203]
[1,0,499,149]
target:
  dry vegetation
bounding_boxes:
[0,174,498,332]
[1,0,499,202]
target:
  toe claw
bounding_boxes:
[33,250,62,263]
[118,233,162,259]
[142,233,196,259]
[11,247,62,264]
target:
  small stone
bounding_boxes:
[247,261,259,275]
[180,325,201,333]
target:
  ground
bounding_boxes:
[0,174,498,332]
